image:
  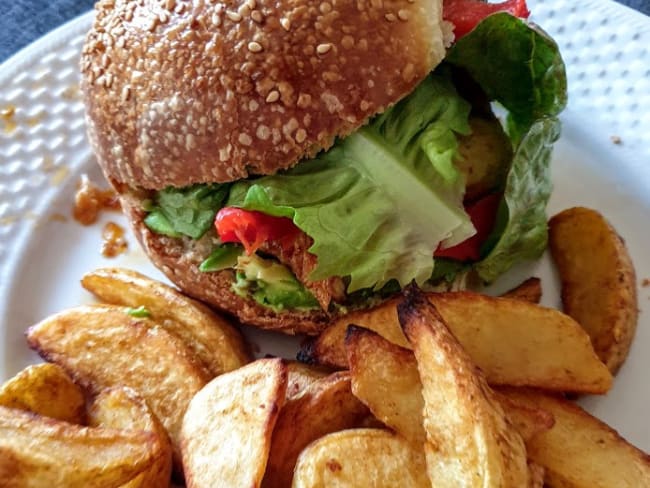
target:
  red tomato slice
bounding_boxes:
[443,0,530,39]
[435,192,502,261]
[215,207,300,255]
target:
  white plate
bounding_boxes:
[0,0,649,451]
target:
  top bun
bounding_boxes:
[82,0,446,190]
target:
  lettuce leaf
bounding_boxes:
[475,117,560,282]
[227,73,475,292]
[446,13,567,140]
[145,184,229,239]
[443,13,567,282]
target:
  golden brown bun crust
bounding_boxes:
[82,0,445,189]
[120,190,333,335]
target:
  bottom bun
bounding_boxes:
[120,191,334,335]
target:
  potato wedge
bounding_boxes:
[345,325,425,445]
[82,267,250,376]
[286,361,330,400]
[346,325,554,445]
[26,304,210,468]
[549,207,638,374]
[292,428,430,488]
[89,387,173,488]
[499,388,650,488]
[0,405,156,487]
[399,288,529,487]
[302,292,612,393]
[0,363,85,424]
[263,371,369,488]
[181,358,287,488]
[502,277,542,303]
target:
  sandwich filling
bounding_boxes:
[143,12,566,313]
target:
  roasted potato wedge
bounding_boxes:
[181,358,287,488]
[285,361,330,400]
[346,325,554,445]
[0,363,85,424]
[502,277,542,303]
[302,292,612,393]
[399,288,529,487]
[499,388,650,488]
[82,267,250,376]
[291,428,430,488]
[345,325,425,445]
[89,387,173,488]
[26,304,210,469]
[0,405,157,487]
[263,371,369,488]
[549,207,638,374]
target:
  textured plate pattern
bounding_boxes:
[0,15,91,294]
[534,0,650,164]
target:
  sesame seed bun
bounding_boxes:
[82,0,446,189]
[83,0,449,333]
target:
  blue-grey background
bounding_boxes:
[1,0,649,63]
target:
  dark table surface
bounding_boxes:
[1,0,649,64]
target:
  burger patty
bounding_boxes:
[259,231,346,311]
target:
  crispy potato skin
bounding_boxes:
[300,291,612,393]
[549,207,638,374]
[502,277,542,304]
[291,429,430,488]
[0,405,158,488]
[181,359,287,488]
[499,388,650,488]
[399,288,530,488]
[262,371,369,488]
[88,387,173,488]
[0,364,85,424]
[25,305,210,470]
[81,267,250,376]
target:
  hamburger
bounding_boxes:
[81,0,566,334]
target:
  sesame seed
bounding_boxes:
[295,129,307,143]
[226,11,242,22]
[246,0,256,9]
[165,0,176,9]
[316,43,332,54]
[251,10,263,23]
[397,9,410,21]
[238,4,251,16]
[319,2,332,13]
[248,41,263,53]
[159,11,170,23]
[212,13,222,26]
[385,13,397,22]
[121,85,131,101]
[280,18,291,31]
[238,133,252,146]
[116,37,126,48]
[266,90,280,103]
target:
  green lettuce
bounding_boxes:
[446,12,567,140]
[475,117,560,281]
[227,73,475,292]
[145,184,229,239]
[443,13,567,282]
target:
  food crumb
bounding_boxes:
[1,105,17,134]
[610,135,622,145]
[73,174,121,225]
[641,279,650,288]
[50,166,70,186]
[101,221,128,258]
[49,213,68,222]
